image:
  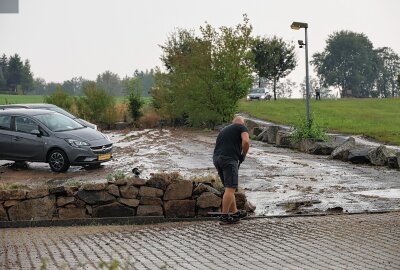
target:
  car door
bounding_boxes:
[0,115,13,159]
[10,116,45,161]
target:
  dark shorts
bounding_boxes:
[213,155,239,189]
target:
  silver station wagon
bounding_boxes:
[0,109,112,172]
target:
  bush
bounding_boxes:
[124,78,144,123]
[291,116,328,144]
[44,86,73,111]
[138,106,160,128]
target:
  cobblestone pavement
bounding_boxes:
[1,212,400,270]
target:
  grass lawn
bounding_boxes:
[0,94,44,104]
[239,98,400,146]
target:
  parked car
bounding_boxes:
[246,88,272,101]
[0,109,112,172]
[0,103,97,130]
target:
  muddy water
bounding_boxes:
[1,128,399,216]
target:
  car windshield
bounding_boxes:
[251,88,265,94]
[34,112,84,132]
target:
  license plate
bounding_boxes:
[98,154,111,161]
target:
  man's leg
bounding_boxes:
[222,187,238,214]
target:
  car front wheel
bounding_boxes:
[48,149,70,172]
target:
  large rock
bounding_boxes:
[300,139,336,155]
[196,192,222,208]
[136,205,164,216]
[8,196,56,221]
[330,137,356,161]
[127,178,146,187]
[107,184,120,197]
[252,127,264,137]
[27,188,49,199]
[368,145,396,166]
[119,185,139,199]
[245,119,260,133]
[0,205,8,221]
[139,186,164,198]
[164,200,196,218]
[146,175,171,191]
[140,197,163,206]
[3,200,19,208]
[163,181,193,201]
[275,130,292,148]
[81,183,106,191]
[299,139,323,153]
[93,202,135,218]
[49,186,67,195]
[118,198,140,208]
[387,156,399,169]
[348,148,372,164]
[58,208,88,219]
[235,192,247,210]
[76,190,115,205]
[193,183,221,196]
[256,129,267,142]
[265,125,281,144]
[0,189,27,200]
[244,201,256,212]
[57,196,75,207]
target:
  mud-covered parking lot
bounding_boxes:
[1,128,400,216]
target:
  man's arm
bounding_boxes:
[241,132,250,159]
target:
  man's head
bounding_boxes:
[232,116,245,125]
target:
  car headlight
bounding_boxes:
[65,139,90,148]
[246,95,250,100]
[261,95,265,99]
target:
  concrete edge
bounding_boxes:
[1,209,399,228]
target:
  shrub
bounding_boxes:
[138,107,160,128]
[124,78,144,123]
[290,116,328,144]
[44,86,73,111]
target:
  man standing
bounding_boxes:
[213,116,250,225]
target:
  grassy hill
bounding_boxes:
[239,98,400,145]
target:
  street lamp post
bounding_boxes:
[291,21,311,125]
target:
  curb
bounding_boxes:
[1,209,399,229]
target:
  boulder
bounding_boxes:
[58,208,88,219]
[113,179,129,186]
[164,200,196,218]
[139,197,163,206]
[196,192,222,208]
[27,188,49,199]
[76,190,115,205]
[244,201,256,212]
[107,184,120,197]
[387,156,399,169]
[57,196,75,207]
[0,189,27,200]
[93,202,135,218]
[49,186,67,195]
[256,129,267,142]
[146,175,171,191]
[265,125,281,144]
[235,192,247,210]
[3,200,19,208]
[163,181,193,201]
[348,148,372,164]
[0,205,8,221]
[275,130,292,148]
[330,137,356,161]
[127,178,146,187]
[119,185,139,199]
[81,183,106,191]
[245,119,260,133]
[64,186,79,196]
[8,196,56,221]
[299,139,323,153]
[139,186,164,198]
[368,145,396,166]
[252,127,264,137]
[136,205,164,216]
[193,183,221,196]
[118,198,140,208]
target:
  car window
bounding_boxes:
[0,115,11,130]
[15,116,39,134]
[34,112,83,132]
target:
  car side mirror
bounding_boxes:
[30,129,41,137]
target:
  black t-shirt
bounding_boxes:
[213,123,249,161]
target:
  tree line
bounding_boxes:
[0,54,34,94]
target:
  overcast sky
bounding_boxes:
[1,0,399,96]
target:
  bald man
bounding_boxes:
[213,116,250,225]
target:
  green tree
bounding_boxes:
[312,30,379,98]
[0,54,8,90]
[62,76,87,96]
[32,78,47,94]
[375,47,400,98]
[7,54,23,92]
[156,15,254,127]
[43,86,73,110]
[21,59,34,92]
[252,36,297,100]
[96,71,122,96]
[124,77,144,122]
[300,76,332,99]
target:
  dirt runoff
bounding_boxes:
[1,128,400,216]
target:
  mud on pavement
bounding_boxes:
[1,128,400,216]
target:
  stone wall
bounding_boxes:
[0,174,255,222]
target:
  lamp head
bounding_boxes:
[291,22,308,30]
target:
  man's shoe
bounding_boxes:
[232,210,247,219]
[219,214,240,225]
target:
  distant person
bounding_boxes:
[315,88,321,100]
[213,116,250,225]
